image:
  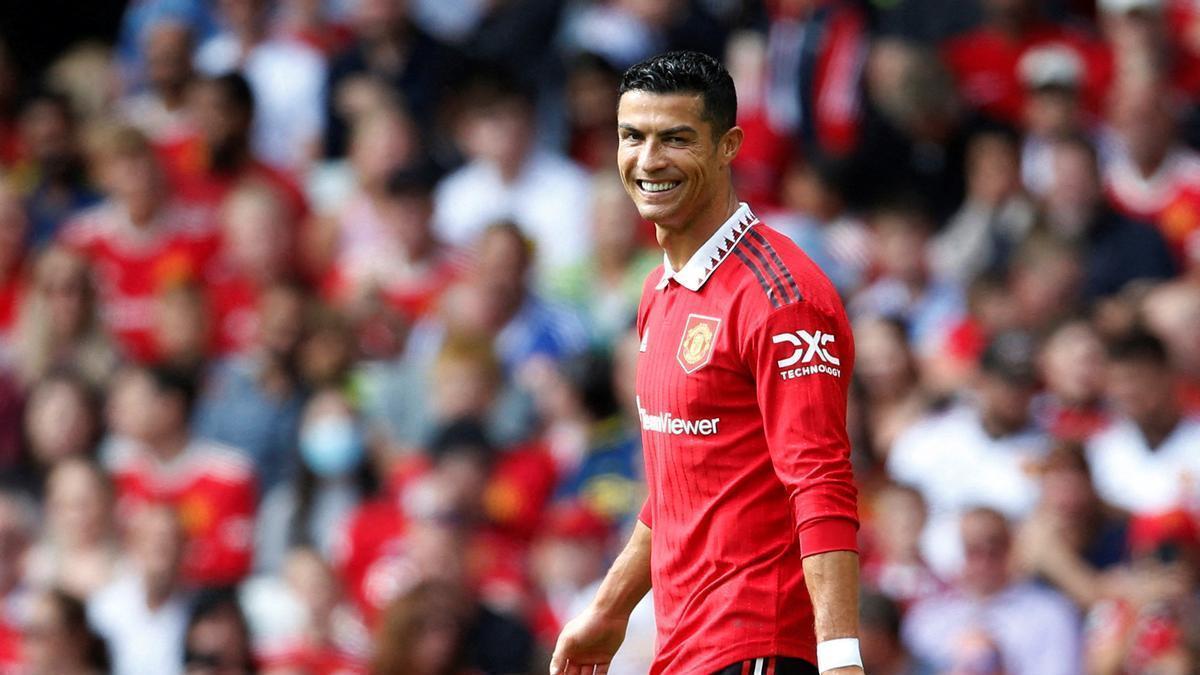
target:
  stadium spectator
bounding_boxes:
[1013,443,1129,608]
[88,505,191,675]
[856,40,971,219]
[1140,280,1200,411]
[549,351,645,527]
[889,331,1050,576]
[562,54,622,172]
[1005,234,1085,333]
[14,91,101,246]
[206,184,298,355]
[1017,44,1091,198]
[322,0,460,157]
[256,387,374,571]
[1102,77,1200,267]
[411,222,587,378]
[931,129,1036,285]
[247,547,368,673]
[10,247,119,389]
[1086,331,1200,515]
[22,588,110,675]
[850,201,965,358]
[1083,509,1200,674]
[60,124,218,361]
[545,173,658,349]
[434,77,593,277]
[904,507,1082,675]
[1042,133,1176,300]
[852,316,930,464]
[105,364,257,586]
[175,73,308,221]
[25,459,118,599]
[1036,318,1111,442]
[22,373,100,475]
[192,283,307,492]
[858,590,936,675]
[118,19,195,146]
[861,484,942,609]
[323,162,463,324]
[1097,0,1200,101]
[153,282,212,380]
[195,0,326,171]
[529,502,612,650]
[182,587,257,675]
[0,489,35,659]
[372,575,535,675]
[771,155,871,294]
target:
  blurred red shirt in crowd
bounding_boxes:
[109,438,257,587]
[334,442,557,625]
[942,20,1110,125]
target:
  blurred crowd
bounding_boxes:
[0,0,1197,673]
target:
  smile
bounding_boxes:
[637,180,681,194]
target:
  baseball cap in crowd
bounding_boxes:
[540,502,611,543]
[1018,45,1083,91]
[1098,0,1162,14]
[980,331,1039,385]
[1127,510,1200,561]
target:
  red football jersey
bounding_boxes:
[108,438,257,586]
[635,204,859,674]
[59,201,220,361]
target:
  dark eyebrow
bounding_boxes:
[617,124,698,136]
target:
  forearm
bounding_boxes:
[590,520,653,619]
[802,550,860,641]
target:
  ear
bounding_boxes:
[719,126,744,167]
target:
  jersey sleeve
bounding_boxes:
[745,299,859,557]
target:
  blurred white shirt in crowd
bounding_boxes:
[88,573,190,675]
[889,405,1049,577]
[196,34,326,171]
[1085,416,1200,515]
[904,582,1081,675]
[433,150,593,276]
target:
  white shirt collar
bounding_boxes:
[656,203,759,292]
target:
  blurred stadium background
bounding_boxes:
[0,0,1198,673]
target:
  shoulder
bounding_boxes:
[186,440,256,484]
[724,220,847,326]
[60,202,117,245]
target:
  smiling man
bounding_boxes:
[550,52,864,675]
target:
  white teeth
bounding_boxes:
[640,181,679,193]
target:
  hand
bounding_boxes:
[823,668,865,674]
[549,606,630,675]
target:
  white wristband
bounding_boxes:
[816,638,863,673]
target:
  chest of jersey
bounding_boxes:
[635,284,761,474]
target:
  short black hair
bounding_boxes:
[208,72,255,117]
[619,51,737,136]
[146,364,200,420]
[1107,330,1170,367]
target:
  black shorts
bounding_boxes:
[711,656,819,675]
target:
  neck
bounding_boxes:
[1139,409,1180,449]
[658,189,739,271]
[151,431,189,462]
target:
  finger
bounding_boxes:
[549,649,565,675]
[595,664,610,675]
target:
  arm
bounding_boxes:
[749,298,863,673]
[804,550,864,675]
[550,520,652,675]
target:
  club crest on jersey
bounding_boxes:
[677,314,721,374]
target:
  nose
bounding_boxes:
[638,138,669,174]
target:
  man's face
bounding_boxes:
[617,91,737,230]
[1107,359,1175,426]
